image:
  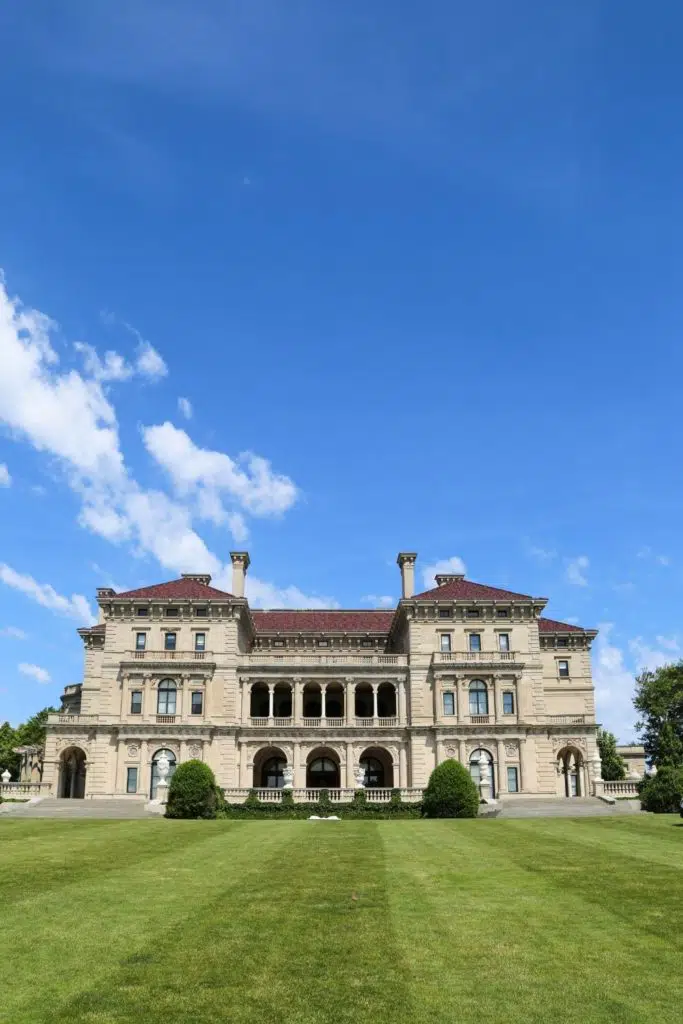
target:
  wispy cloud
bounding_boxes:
[527,544,556,562]
[0,626,27,639]
[565,555,589,587]
[637,546,670,566]
[593,624,638,743]
[18,662,51,683]
[0,463,11,487]
[421,556,467,590]
[361,594,395,609]
[0,564,95,625]
[177,396,193,420]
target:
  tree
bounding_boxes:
[0,706,58,780]
[15,707,57,750]
[0,721,19,777]
[638,765,683,813]
[422,759,480,818]
[165,760,218,819]
[633,662,683,768]
[596,728,626,781]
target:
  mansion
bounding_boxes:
[42,552,604,802]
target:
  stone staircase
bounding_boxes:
[498,796,643,818]
[1,797,156,819]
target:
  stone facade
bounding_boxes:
[42,553,601,800]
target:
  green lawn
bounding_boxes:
[1,817,682,1023]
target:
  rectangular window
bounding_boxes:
[164,632,177,651]
[130,690,142,714]
[361,639,373,648]
[466,608,480,618]
[496,608,509,618]
[440,633,452,653]
[468,633,481,652]
[135,632,147,651]
[498,633,510,652]
[136,607,148,617]
[273,639,285,648]
[165,607,179,617]
[194,632,206,652]
[191,691,204,715]
[558,660,569,678]
[557,638,569,648]
[503,691,515,714]
[194,607,207,617]
[442,692,455,716]
[438,608,452,618]
[126,767,138,794]
[507,767,519,793]
[317,639,329,647]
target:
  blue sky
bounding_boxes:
[0,1,681,739]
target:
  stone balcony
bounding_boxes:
[121,650,216,667]
[246,716,400,729]
[222,787,423,804]
[433,651,522,668]
[238,652,408,674]
[545,714,589,724]
[47,714,99,725]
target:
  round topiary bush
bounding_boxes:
[165,759,218,819]
[422,759,479,818]
[638,766,683,813]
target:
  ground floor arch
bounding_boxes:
[253,745,288,788]
[150,748,177,800]
[469,747,495,799]
[557,746,585,797]
[59,746,87,799]
[358,746,394,788]
[306,747,340,788]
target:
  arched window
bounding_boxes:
[262,757,286,789]
[469,680,488,715]
[157,679,177,715]
[469,748,495,798]
[150,748,177,799]
[307,757,339,788]
[360,756,385,788]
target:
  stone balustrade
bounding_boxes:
[434,651,519,665]
[240,653,408,667]
[47,714,99,725]
[602,780,640,798]
[0,782,48,798]
[545,714,587,724]
[221,787,424,804]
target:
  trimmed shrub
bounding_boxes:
[638,766,683,813]
[422,759,479,818]
[165,759,218,819]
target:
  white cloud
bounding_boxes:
[73,342,133,382]
[242,575,339,609]
[142,421,298,518]
[0,626,27,639]
[0,564,95,625]
[655,634,680,652]
[629,636,679,673]
[565,555,589,587]
[361,594,395,608]
[177,396,192,420]
[18,662,51,683]
[637,546,670,566]
[135,340,167,379]
[421,556,466,590]
[0,463,10,487]
[593,624,638,743]
[527,545,556,562]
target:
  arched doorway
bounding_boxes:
[557,746,584,797]
[150,748,177,799]
[469,748,495,798]
[253,746,288,788]
[59,747,87,799]
[306,748,340,788]
[359,746,394,788]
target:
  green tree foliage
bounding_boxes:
[633,662,683,768]
[637,765,683,813]
[0,706,57,778]
[422,759,480,818]
[596,728,626,781]
[165,759,218,819]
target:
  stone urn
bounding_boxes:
[156,752,171,804]
[282,765,294,790]
[1,768,10,785]
[355,765,366,789]
[478,752,492,802]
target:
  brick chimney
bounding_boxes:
[397,552,417,599]
[230,551,251,598]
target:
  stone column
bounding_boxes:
[321,683,327,721]
[293,740,304,788]
[241,679,251,722]
[345,678,354,725]
[239,742,248,788]
[458,738,466,766]
[435,736,444,765]
[397,680,406,724]
[267,683,275,720]
[519,735,534,793]
[293,678,302,725]
[492,677,501,723]
[345,741,355,787]
[496,738,507,795]
[399,745,408,787]
[372,683,379,721]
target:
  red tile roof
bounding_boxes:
[413,578,535,602]
[252,610,395,633]
[112,578,234,600]
[538,617,589,633]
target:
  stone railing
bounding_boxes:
[47,714,99,725]
[546,714,587,724]
[246,716,400,729]
[602,780,640,798]
[221,787,423,804]
[0,782,48,798]
[434,651,519,665]
[127,650,212,661]
[240,653,408,667]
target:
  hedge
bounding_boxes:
[165,759,218,819]
[422,759,480,818]
[217,788,422,820]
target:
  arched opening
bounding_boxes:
[354,683,373,718]
[250,683,269,718]
[469,748,495,798]
[150,748,177,799]
[306,748,340,788]
[253,746,288,788]
[325,683,344,719]
[273,683,292,718]
[359,746,394,788]
[157,679,177,715]
[59,747,87,799]
[557,746,584,797]
[303,683,322,719]
[469,680,489,716]
[377,683,396,718]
